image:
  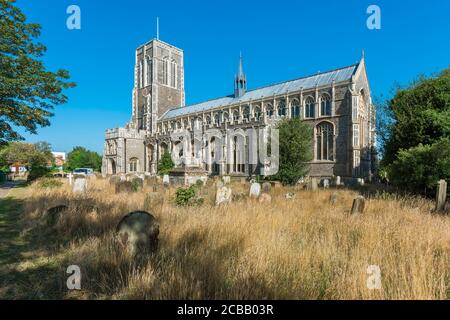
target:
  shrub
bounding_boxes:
[158,151,174,176]
[37,178,63,189]
[174,186,204,207]
[28,165,51,181]
[387,138,450,197]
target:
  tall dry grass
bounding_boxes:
[13,177,450,299]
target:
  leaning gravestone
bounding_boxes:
[73,178,87,193]
[350,195,365,214]
[144,192,164,214]
[435,179,448,212]
[262,182,271,193]
[310,178,318,191]
[249,182,261,198]
[215,186,232,206]
[46,205,68,226]
[115,181,133,194]
[116,211,159,254]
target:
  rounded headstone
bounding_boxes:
[46,205,68,226]
[262,182,271,193]
[116,211,159,254]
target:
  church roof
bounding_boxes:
[160,62,359,120]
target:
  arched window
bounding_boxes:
[176,121,181,130]
[223,112,230,123]
[320,94,331,116]
[170,60,177,88]
[205,115,212,126]
[305,97,315,118]
[232,110,240,123]
[266,104,274,117]
[290,100,300,118]
[243,106,250,121]
[214,113,220,126]
[146,56,152,85]
[254,106,261,120]
[162,58,169,85]
[316,122,334,161]
[190,118,195,130]
[277,101,286,117]
[183,119,189,129]
[129,158,139,172]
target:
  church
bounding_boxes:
[102,37,376,182]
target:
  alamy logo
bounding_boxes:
[366,5,381,30]
[66,265,81,290]
[66,5,81,30]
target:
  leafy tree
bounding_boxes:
[0,0,75,144]
[65,146,102,172]
[381,68,450,166]
[387,138,450,197]
[272,119,313,185]
[158,150,174,175]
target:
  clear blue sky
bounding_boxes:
[16,0,450,154]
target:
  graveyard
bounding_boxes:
[0,175,449,299]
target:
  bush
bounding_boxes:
[174,186,204,207]
[387,138,450,197]
[37,178,63,189]
[28,165,51,181]
[158,151,174,176]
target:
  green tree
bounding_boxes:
[0,0,75,144]
[0,141,54,180]
[272,119,313,185]
[65,147,102,172]
[158,150,174,175]
[381,68,450,166]
[387,138,450,197]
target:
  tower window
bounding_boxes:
[146,57,152,85]
[170,60,177,88]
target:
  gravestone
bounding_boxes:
[216,180,224,189]
[357,178,365,186]
[163,174,170,186]
[144,192,164,214]
[215,186,232,206]
[131,177,144,191]
[46,205,68,226]
[68,173,73,186]
[73,178,87,193]
[116,211,159,254]
[259,193,272,203]
[120,175,126,182]
[285,192,295,200]
[249,182,261,198]
[335,176,341,186]
[115,181,133,194]
[310,178,318,191]
[272,181,282,189]
[109,175,120,185]
[329,192,338,205]
[232,192,247,202]
[262,182,271,193]
[222,176,231,185]
[323,179,330,189]
[435,179,447,212]
[350,196,365,214]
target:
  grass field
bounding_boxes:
[0,177,449,300]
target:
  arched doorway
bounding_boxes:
[108,158,116,175]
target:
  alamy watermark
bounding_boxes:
[66,265,81,290]
[66,5,81,30]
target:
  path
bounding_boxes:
[0,181,22,198]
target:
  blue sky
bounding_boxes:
[15,0,450,154]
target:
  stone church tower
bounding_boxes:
[102,39,185,175]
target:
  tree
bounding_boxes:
[158,150,174,175]
[381,68,450,167]
[272,119,313,185]
[65,147,102,172]
[387,138,450,197]
[0,141,54,180]
[0,0,75,144]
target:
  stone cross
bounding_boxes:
[435,179,447,212]
[351,195,365,214]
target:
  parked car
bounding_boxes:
[72,168,94,176]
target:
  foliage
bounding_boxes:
[0,0,75,144]
[131,177,143,192]
[381,68,450,166]
[387,138,450,197]
[65,146,102,172]
[271,119,313,185]
[174,186,204,207]
[0,141,52,167]
[37,177,63,189]
[158,150,174,176]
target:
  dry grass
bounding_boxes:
[2,177,450,300]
